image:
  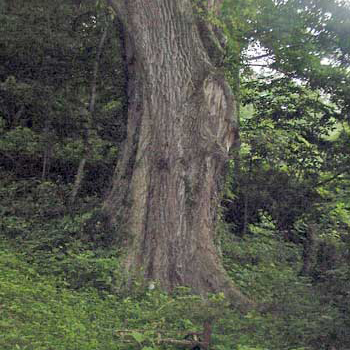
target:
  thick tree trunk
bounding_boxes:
[104,0,253,312]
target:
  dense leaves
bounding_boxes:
[0,0,349,349]
[0,0,125,192]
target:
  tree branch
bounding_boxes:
[115,321,212,350]
[159,338,209,349]
[246,63,271,67]
[246,52,273,61]
[208,0,224,15]
[107,0,127,20]
[315,168,350,187]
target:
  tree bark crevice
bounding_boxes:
[103,0,254,312]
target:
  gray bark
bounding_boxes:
[104,0,253,312]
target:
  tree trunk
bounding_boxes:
[70,24,108,204]
[104,0,253,312]
[41,119,52,180]
[300,223,316,276]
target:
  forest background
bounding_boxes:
[0,0,350,349]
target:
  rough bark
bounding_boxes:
[104,0,253,312]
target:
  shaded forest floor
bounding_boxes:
[1,170,348,350]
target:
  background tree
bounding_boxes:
[0,0,125,192]
[221,0,350,239]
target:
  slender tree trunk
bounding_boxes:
[104,0,253,312]
[41,120,52,180]
[70,24,108,204]
[41,145,52,180]
[70,130,88,203]
[242,157,252,236]
[300,223,316,276]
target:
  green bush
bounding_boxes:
[0,244,123,350]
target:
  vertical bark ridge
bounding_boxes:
[104,0,254,312]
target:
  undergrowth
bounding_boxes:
[0,174,346,349]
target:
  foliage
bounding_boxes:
[1,164,343,350]
[0,242,123,350]
[0,0,125,192]
[0,0,350,349]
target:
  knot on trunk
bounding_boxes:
[201,74,238,154]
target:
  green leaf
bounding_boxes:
[131,331,145,343]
